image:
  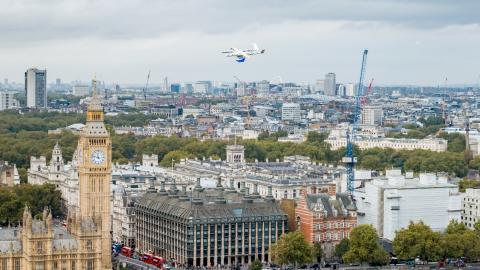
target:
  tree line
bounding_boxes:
[0,111,475,183]
[0,183,63,225]
[270,220,480,267]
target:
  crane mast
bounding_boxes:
[344,49,368,194]
[143,70,151,100]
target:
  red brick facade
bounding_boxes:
[296,190,357,248]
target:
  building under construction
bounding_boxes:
[135,178,287,267]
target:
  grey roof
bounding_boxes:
[136,189,286,221]
[0,228,21,252]
[305,193,356,217]
[0,225,78,253]
[52,227,77,250]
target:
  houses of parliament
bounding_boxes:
[0,83,112,270]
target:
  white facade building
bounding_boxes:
[282,103,301,122]
[345,83,355,97]
[72,84,90,96]
[461,188,480,229]
[0,91,18,110]
[355,170,461,240]
[326,135,447,152]
[193,81,212,94]
[361,106,383,125]
[256,80,270,94]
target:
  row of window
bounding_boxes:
[315,231,349,242]
[313,222,353,230]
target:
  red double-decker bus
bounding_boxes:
[140,253,154,264]
[152,256,165,268]
[121,246,134,257]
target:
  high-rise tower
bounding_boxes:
[76,79,112,269]
[25,68,47,108]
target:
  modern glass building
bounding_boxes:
[25,68,47,108]
[135,178,288,267]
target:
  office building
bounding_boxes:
[282,103,301,122]
[171,83,181,93]
[361,106,383,125]
[0,91,18,110]
[461,188,480,229]
[72,84,90,96]
[315,79,324,93]
[324,73,336,96]
[135,178,288,266]
[355,170,461,240]
[337,84,346,97]
[345,83,355,97]
[194,81,212,94]
[256,80,270,94]
[25,68,47,108]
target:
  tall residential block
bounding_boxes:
[324,73,336,96]
[25,68,47,108]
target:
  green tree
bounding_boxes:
[393,221,443,261]
[270,231,313,267]
[343,225,389,265]
[250,260,263,270]
[459,179,480,192]
[159,150,192,167]
[445,219,467,234]
[306,131,329,144]
[334,238,350,260]
[0,183,63,225]
[312,242,324,263]
[469,156,480,170]
[475,221,480,233]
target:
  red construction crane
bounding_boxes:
[360,78,374,106]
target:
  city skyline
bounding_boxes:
[0,0,479,86]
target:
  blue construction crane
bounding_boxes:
[343,49,368,194]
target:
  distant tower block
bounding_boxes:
[226,144,245,164]
[142,154,159,167]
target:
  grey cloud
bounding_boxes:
[1,0,479,44]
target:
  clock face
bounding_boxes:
[91,150,105,165]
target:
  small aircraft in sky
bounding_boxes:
[222,43,265,62]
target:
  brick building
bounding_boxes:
[296,191,357,258]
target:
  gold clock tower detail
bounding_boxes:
[76,79,112,269]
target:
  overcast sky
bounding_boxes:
[0,0,479,86]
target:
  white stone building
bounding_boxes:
[28,142,80,211]
[326,135,448,152]
[282,102,301,122]
[355,169,461,240]
[0,91,18,110]
[461,188,480,229]
[361,106,383,126]
[72,84,90,96]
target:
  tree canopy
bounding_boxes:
[270,231,313,266]
[343,225,390,266]
[393,221,445,262]
[0,183,63,225]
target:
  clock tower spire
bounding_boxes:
[76,77,112,269]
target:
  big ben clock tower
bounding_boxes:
[77,79,112,269]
